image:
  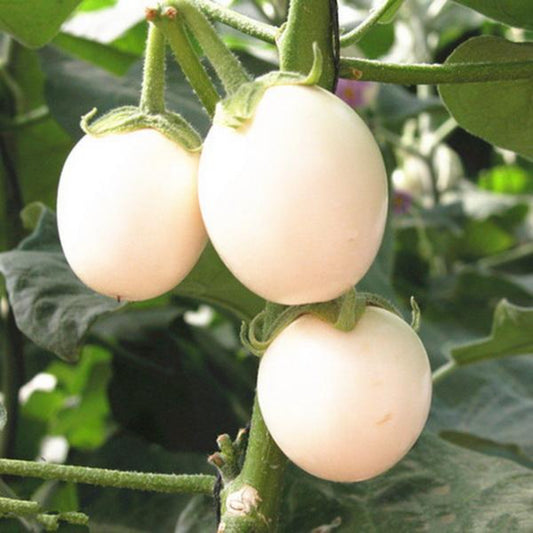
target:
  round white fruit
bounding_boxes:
[199,84,388,305]
[57,128,206,301]
[257,307,432,482]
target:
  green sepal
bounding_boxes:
[80,106,202,152]
[240,288,408,357]
[214,42,324,129]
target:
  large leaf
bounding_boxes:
[0,207,121,361]
[281,433,533,532]
[453,0,533,30]
[92,306,256,452]
[0,0,83,49]
[450,300,533,366]
[439,37,533,160]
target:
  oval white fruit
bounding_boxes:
[257,307,432,482]
[199,84,388,305]
[57,128,206,301]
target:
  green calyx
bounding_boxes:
[80,106,202,151]
[241,289,419,357]
[214,42,324,129]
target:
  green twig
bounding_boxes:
[340,0,404,47]
[339,57,533,84]
[195,0,278,43]
[0,459,215,495]
[162,0,250,94]
[154,15,219,117]
[139,23,167,114]
[278,0,337,89]
[432,360,458,385]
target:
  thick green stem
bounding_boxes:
[139,24,167,114]
[164,0,250,94]
[155,16,219,117]
[0,459,215,494]
[195,0,278,43]
[339,57,533,84]
[218,397,288,532]
[278,0,337,89]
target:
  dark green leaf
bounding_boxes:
[176,244,264,321]
[0,0,83,49]
[93,306,255,452]
[0,207,122,361]
[282,433,533,532]
[453,0,533,30]
[450,299,533,366]
[73,434,212,532]
[51,33,139,75]
[377,85,443,123]
[439,37,533,160]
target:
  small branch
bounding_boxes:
[154,13,219,117]
[340,0,404,47]
[163,0,250,94]
[139,23,167,114]
[194,0,278,43]
[0,459,215,495]
[0,496,40,516]
[339,57,533,84]
[432,360,458,385]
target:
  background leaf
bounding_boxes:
[0,207,122,361]
[282,433,533,532]
[0,0,83,49]
[453,0,533,30]
[438,37,533,160]
[449,300,533,366]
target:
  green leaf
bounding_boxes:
[77,0,118,12]
[439,36,533,160]
[0,0,83,49]
[51,32,139,75]
[283,433,533,531]
[453,0,533,30]
[0,207,122,361]
[450,299,533,366]
[478,165,533,195]
[175,244,264,321]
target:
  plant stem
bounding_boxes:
[0,496,40,516]
[278,0,337,89]
[155,16,219,117]
[164,0,250,94]
[339,57,533,84]
[195,0,278,43]
[139,24,167,114]
[340,0,404,47]
[432,359,458,385]
[218,397,287,532]
[0,459,215,494]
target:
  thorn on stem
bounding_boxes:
[208,452,225,469]
[351,68,363,80]
[145,7,158,21]
[164,6,178,20]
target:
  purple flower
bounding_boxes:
[393,190,413,214]
[335,79,378,109]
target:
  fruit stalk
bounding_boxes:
[139,23,167,114]
[217,397,287,532]
[277,0,337,89]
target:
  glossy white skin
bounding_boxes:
[257,307,432,482]
[57,129,206,301]
[199,85,388,305]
